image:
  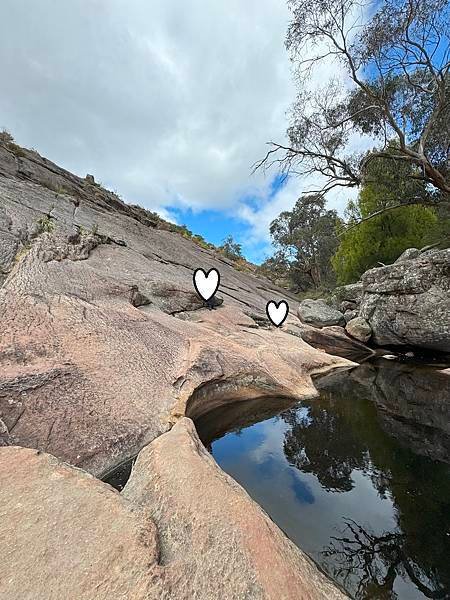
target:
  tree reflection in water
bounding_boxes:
[205,361,450,599]
[281,363,450,599]
[322,519,446,599]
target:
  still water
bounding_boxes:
[196,361,450,600]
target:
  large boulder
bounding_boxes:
[359,249,450,352]
[297,298,345,328]
[344,309,358,323]
[340,300,357,312]
[395,247,420,262]
[0,423,347,600]
[329,282,363,310]
[289,322,375,362]
[345,316,372,343]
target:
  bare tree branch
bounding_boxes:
[256,0,450,226]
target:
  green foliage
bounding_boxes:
[36,215,55,235]
[0,129,26,157]
[166,223,217,251]
[429,203,450,247]
[219,235,243,261]
[262,0,450,215]
[333,175,440,284]
[55,185,69,196]
[0,129,14,144]
[257,252,290,286]
[77,223,99,237]
[192,234,215,250]
[268,194,341,291]
[9,144,26,157]
[14,242,32,263]
[295,287,331,301]
[169,223,193,238]
[232,257,254,273]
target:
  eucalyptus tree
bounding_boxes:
[269,194,340,290]
[256,0,450,225]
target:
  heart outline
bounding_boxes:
[193,268,220,301]
[266,300,289,327]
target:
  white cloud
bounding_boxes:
[237,178,300,245]
[0,1,295,211]
[235,173,361,261]
[0,0,370,251]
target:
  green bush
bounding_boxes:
[219,235,243,261]
[333,190,439,284]
[0,129,27,156]
[36,215,55,234]
[0,129,14,144]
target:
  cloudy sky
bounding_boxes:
[0,0,361,262]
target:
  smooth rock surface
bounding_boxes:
[0,446,161,600]
[297,299,345,328]
[359,249,450,352]
[289,322,375,362]
[124,418,348,599]
[345,316,372,343]
[0,424,348,600]
[0,141,351,597]
[0,142,352,476]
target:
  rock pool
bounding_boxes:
[197,361,450,599]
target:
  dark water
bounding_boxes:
[196,361,450,600]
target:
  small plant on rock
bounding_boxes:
[0,129,26,157]
[36,215,55,234]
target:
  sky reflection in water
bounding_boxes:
[204,363,450,600]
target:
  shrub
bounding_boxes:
[219,235,243,261]
[36,215,55,234]
[0,129,27,156]
[0,129,14,144]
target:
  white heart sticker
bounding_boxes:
[193,268,220,301]
[266,300,289,327]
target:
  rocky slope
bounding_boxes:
[0,140,351,598]
[295,249,450,357]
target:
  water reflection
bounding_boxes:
[199,361,450,599]
[322,520,443,599]
[317,361,450,465]
[196,394,301,449]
